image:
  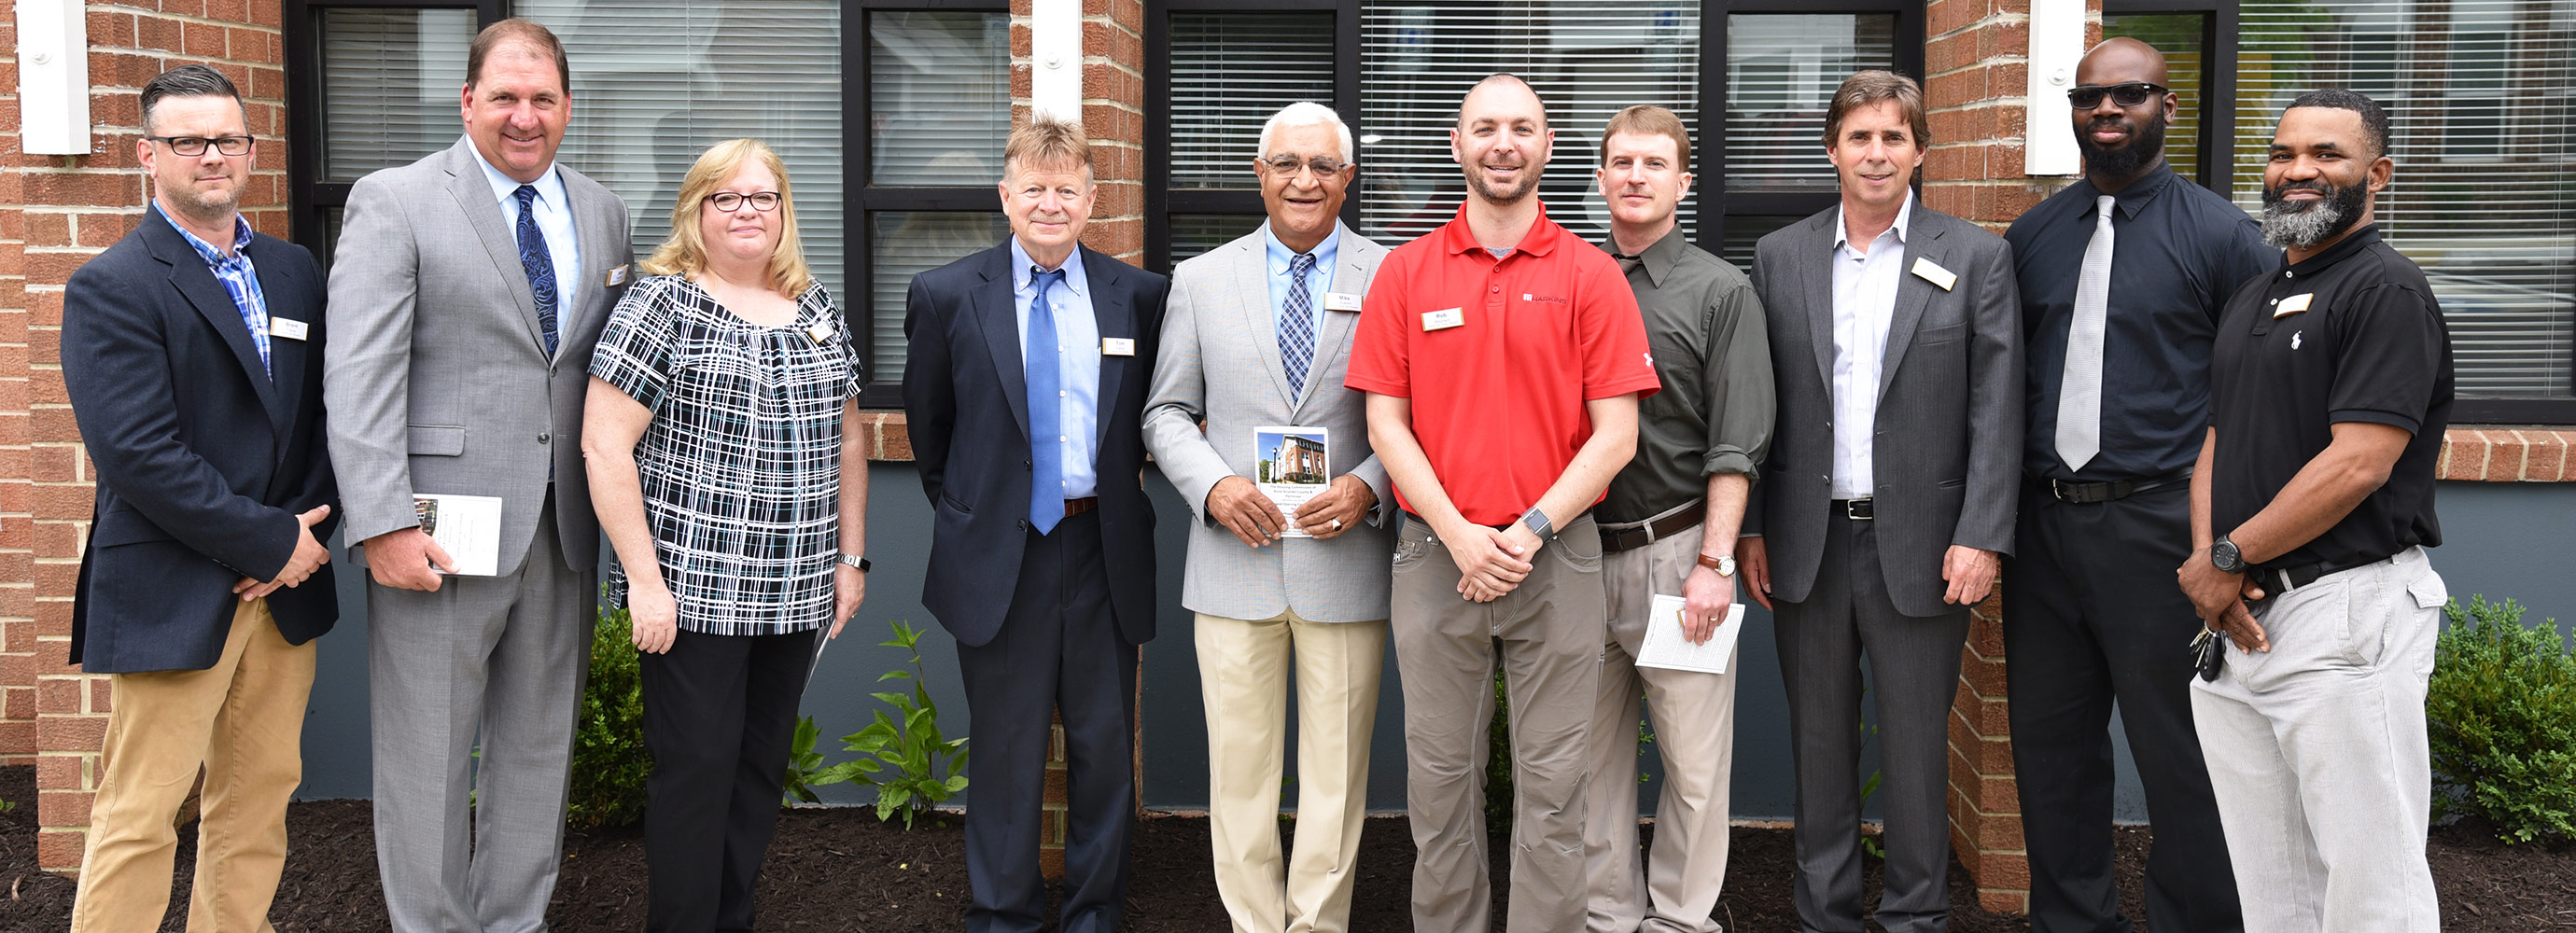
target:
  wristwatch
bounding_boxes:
[1697,552,1737,578]
[837,552,872,573]
[1519,507,1556,543]
[2208,536,2246,575]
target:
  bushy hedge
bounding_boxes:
[567,601,651,829]
[2428,596,2576,844]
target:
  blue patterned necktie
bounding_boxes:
[1280,252,1319,396]
[1027,267,1066,536]
[513,185,560,355]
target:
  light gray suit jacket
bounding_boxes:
[1143,223,1394,623]
[1745,203,2023,619]
[324,136,634,575]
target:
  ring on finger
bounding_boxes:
[1329,518,1343,530]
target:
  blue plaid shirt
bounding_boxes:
[165,210,271,376]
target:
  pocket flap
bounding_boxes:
[408,425,466,456]
[2407,569,2449,610]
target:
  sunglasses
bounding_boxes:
[2066,82,2167,109]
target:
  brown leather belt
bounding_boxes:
[1599,508,1702,553]
[1063,496,1099,517]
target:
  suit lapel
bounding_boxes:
[1085,247,1132,449]
[1233,236,1295,411]
[251,240,306,436]
[445,142,549,355]
[1803,213,1839,390]
[1877,219,1946,401]
[148,220,284,421]
[971,245,1030,442]
[562,174,621,359]
[1295,235,1370,414]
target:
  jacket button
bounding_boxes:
[538,433,551,443]
[1017,519,1030,530]
[1024,459,1033,469]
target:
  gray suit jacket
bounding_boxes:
[324,136,634,575]
[1746,203,2023,618]
[1143,223,1394,623]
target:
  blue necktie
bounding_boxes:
[513,185,560,355]
[1027,268,1066,536]
[1280,252,1319,396]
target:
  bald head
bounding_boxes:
[1460,73,1548,131]
[2077,36,2168,89]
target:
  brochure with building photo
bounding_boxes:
[413,493,503,577]
[1253,426,1331,538]
[1635,594,1745,675]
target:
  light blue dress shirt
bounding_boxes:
[164,209,272,376]
[471,146,581,302]
[1010,238,1100,499]
[1263,222,1340,337]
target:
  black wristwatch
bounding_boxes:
[837,552,872,573]
[2208,536,2246,575]
[1519,507,1556,543]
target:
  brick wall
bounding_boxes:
[9,0,285,879]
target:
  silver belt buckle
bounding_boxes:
[1843,497,1874,520]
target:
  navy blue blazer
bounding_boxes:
[62,208,339,674]
[903,242,1168,648]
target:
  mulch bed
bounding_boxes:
[1,766,2567,931]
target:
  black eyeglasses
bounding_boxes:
[2066,83,2166,109]
[704,191,783,212]
[147,135,254,156]
[1262,156,1349,177]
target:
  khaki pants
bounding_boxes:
[1391,512,1605,933]
[1584,523,1736,933]
[1196,609,1388,933]
[72,598,317,933]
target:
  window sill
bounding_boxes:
[2441,427,2574,482]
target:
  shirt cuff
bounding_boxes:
[1701,449,1759,480]
[2328,408,2422,435]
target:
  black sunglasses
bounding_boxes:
[2066,82,2167,109]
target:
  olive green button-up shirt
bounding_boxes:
[1597,228,1776,525]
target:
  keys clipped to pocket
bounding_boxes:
[2190,625,2225,682]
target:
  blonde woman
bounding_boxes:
[581,138,867,932]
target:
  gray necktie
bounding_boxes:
[2055,194,2116,472]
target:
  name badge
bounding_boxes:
[2274,292,2315,317]
[268,317,310,341]
[1910,257,1957,291]
[1324,292,1364,312]
[1421,307,1465,331]
[605,264,630,287]
[806,318,837,344]
[1101,337,1137,356]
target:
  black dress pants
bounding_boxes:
[2004,484,2242,933]
[640,625,821,933]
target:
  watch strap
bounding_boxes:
[1519,507,1555,542]
[838,552,872,573]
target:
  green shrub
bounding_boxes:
[810,621,968,828]
[2428,595,2576,844]
[567,598,651,829]
[782,715,828,806]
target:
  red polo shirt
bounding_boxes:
[1345,203,1660,526]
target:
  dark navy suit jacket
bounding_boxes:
[62,208,339,674]
[902,241,1167,647]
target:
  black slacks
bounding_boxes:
[2004,484,2243,933]
[955,509,1138,933]
[640,625,821,933]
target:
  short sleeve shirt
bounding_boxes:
[1344,203,1661,526]
[2208,226,2452,570]
[589,274,863,635]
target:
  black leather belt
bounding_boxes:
[2030,469,2192,505]
[1834,497,1874,520]
[1599,507,1702,553]
[2254,554,2385,595]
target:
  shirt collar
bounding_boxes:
[1603,224,1688,288]
[1264,222,1342,277]
[1011,236,1089,298]
[1832,188,1913,252]
[2283,223,2383,277]
[470,142,567,210]
[1439,201,1562,258]
[160,204,253,263]
[2082,163,2177,221]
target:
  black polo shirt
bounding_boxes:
[2007,165,2275,481]
[2208,225,2452,571]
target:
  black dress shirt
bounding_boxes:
[2006,165,2274,481]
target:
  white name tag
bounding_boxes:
[268,317,309,341]
[806,318,837,343]
[1421,307,1464,331]
[1324,292,1363,312]
[605,264,630,287]
[1101,337,1137,356]
[2275,292,2315,317]
[1911,257,1957,291]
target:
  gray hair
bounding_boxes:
[141,64,244,134]
[1258,102,1354,165]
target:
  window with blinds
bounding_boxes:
[316,7,473,185]
[1161,10,1338,265]
[861,9,1012,382]
[2101,12,2206,186]
[1356,2,1701,246]
[1723,13,1894,194]
[2234,1,2575,400]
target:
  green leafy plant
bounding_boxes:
[2427,596,2575,844]
[782,715,828,806]
[809,621,969,828]
[568,596,651,829]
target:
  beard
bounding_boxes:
[2074,109,2168,178]
[2259,175,2370,249]
[1465,161,1541,206]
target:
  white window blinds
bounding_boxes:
[1723,13,1895,194]
[868,11,1012,187]
[316,7,473,184]
[1357,2,1701,245]
[2235,1,2574,399]
[1169,11,1337,191]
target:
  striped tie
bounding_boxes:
[1280,252,1319,396]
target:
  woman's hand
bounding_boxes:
[630,580,679,654]
[831,563,867,638]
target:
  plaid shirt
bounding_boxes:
[167,211,271,375]
[590,275,862,635]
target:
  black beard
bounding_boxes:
[2258,175,2370,249]
[2074,109,2169,179]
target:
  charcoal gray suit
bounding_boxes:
[1746,198,2022,933]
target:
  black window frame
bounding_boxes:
[1143,0,1362,273]
[1699,0,1925,250]
[283,0,508,269]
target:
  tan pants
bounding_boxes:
[1195,609,1388,933]
[1583,525,1737,933]
[71,598,317,933]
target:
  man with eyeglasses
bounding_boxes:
[323,19,635,932]
[60,63,340,933]
[2001,37,2269,933]
[1143,100,1393,933]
